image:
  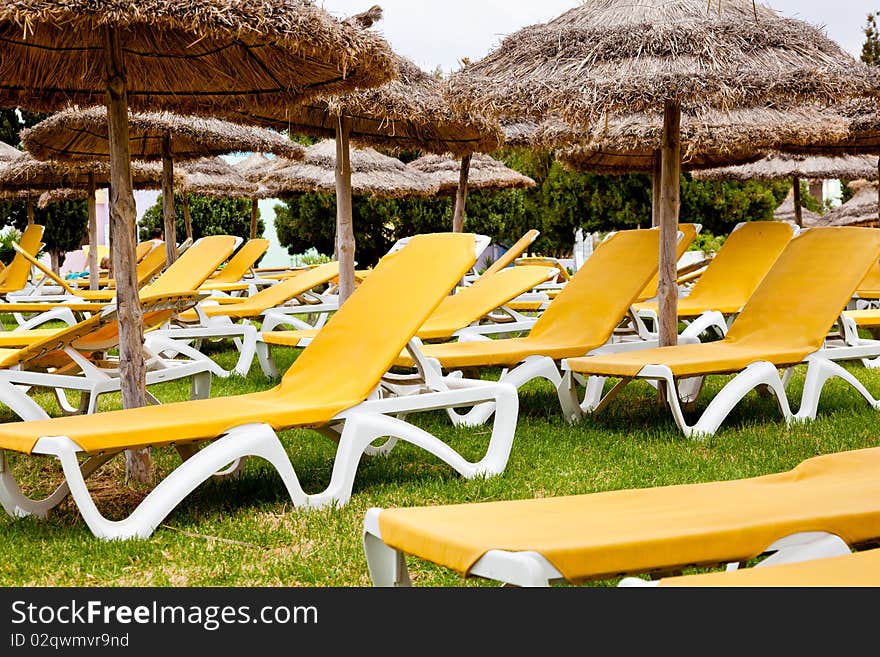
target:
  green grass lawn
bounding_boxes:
[0,340,878,587]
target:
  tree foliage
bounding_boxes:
[862,12,880,65]
[139,193,263,243]
[273,146,790,266]
[0,108,88,271]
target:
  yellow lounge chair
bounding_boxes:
[8,242,167,303]
[476,229,541,278]
[630,221,796,339]
[634,222,701,303]
[256,265,557,376]
[390,228,666,426]
[0,235,237,324]
[145,261,342,376]
[855,258,880,303]
[68,240,165,290]
[0,291,220,421]
[0,233,519,540]
[0,224,45,298]
[363,446,880,587]
[199,238,273,295]
[561,226,880,437]
[619,545,880,587]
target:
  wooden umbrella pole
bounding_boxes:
[657,100,681,407]
[182,194,193,243]
[87,172,99,290]
[792,175,802,228]
[161,134,177,265]
[335,114,355,304]
[452,153,472,233]
[250,198,259,239]
[104,25,151,484]
[651,149,661,228]
[25,199,34,226]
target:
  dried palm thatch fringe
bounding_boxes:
[225,50,502,156]
[408,152,536,194]
[550,105,851,174]
[0,153,174,190]
[782,99,880,157]
[234,153,276,183]
[178,156,259,198]
[21,107,305,163]
[0,140,21,162]
[0,187,39,202]
[818,180,880,228]
[0,0,397,113]
[261,138,440,198]
[37,187,88,208]
[446,0,880,125]
[773,188,822,227]
[694,153,880,182]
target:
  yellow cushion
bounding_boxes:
[634,221,793,318]
[857,260,880,298]
[0,233,478,455]
[395,228,661,369]
[568,227,880,379]
[140,235,237,297]
[482,229,540,276]
[377,447,880,583]
[207,239,269,284]
[843,309,880,328]
[657,547,880,587]
[261,329,319,346]
[636,223,698,301]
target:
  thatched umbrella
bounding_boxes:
[224,7,501,303]
[408,152,536,195]
[233,153,286,239]
[37,187,89,209]
[772,188,823,227]
[177,156,268,241]
[819,180,880,228]
[0,0,396,481]
[0,140,20,162]
[261,139,440,199]
[693,153,879,227]
[21,106,305,271]
[447,0,878,353]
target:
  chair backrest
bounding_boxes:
[224,261,340,314]
[135,246,169,288]
[0,292,204,369]
[526,228,661,347]
[857,258,880,297]
[637,222,700,301]
[418,265,555,339]
[483,229,540,276]
[278,233,477,407]
[139,235,237,297]
[208,238,270,284]
[135,241,157,262]
[682,221,794,310]
[726,227,880,352]
[2,224,44,291]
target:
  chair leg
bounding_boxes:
[794,356,880,422]
[445,355,558,427]
[39,425,309,540]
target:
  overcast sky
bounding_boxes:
[318,1,877,74]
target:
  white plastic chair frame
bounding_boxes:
[0,338,519,541]
[362,514,853,587]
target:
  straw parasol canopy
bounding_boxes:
[694,153,880,182]
[37,187,89,209]
[261,139,440,199]
[818,180,880,228]
[0,152,171,191]
[178,157,259,198]
[408,152,536,194]
[447,0,880,351]
[548,106,850,174]
[0,1,397,472]
[21,106,306,265]
[220,6,502,302]
[0,0,396,115]
[0,140,21,163]
[235,153,277,183]
[772,188,822,227]
[21,107,305,162]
